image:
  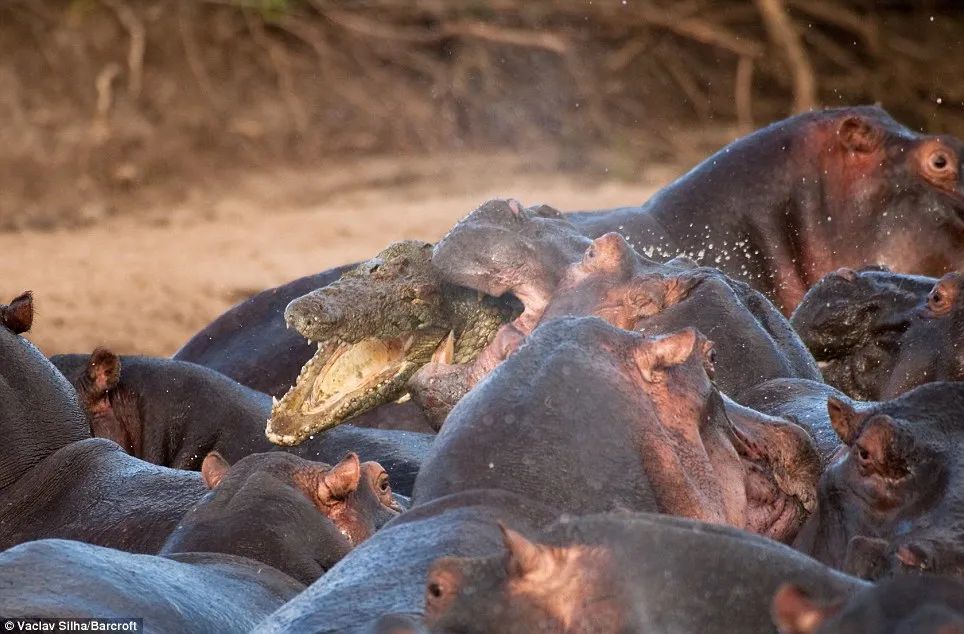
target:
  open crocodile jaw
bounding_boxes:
[266,335,418,446]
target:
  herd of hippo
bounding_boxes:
[3,105,964,633]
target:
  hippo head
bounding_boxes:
[0,291,89,492]
[199,451,401,547]
[424,524,626,634]
[804,382,964,578]
[791,267,935,400]
[540,232,700,329]
[432,199,590,330]
[772,576,964,634]
[883,272,964,398]
[807,107,964,280]
[270,241,455,444]
[162,451,401,584]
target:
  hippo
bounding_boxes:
[571,106,964,312]
[772,575,964,634]
[0,291,206,553]
[268,240,517,444]
[0,450,401,631]
[416,230,820,423]
[173,107,964,399]
[414,317,821,543]
[737,378,854,468]
[255,489,562,634]
[52,350,433,496]
[431,200,591,332]
[173,266,351,398]
[162,451,402,577]
[794,382,964,578]
[423,512,865,634]
[790,267,936,400]
[881,272,964,398]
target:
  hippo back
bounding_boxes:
[0,540,303,633]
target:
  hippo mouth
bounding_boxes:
[267,333,442,445]
[743,461,807,542]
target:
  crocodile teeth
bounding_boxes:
[431,331,455,365]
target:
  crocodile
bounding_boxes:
[266,240,519,445]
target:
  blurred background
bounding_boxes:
[2,0,961,356]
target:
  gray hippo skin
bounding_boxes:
[175,107,964,396]
[772,574,964,633]
[738,378,853,468]
[424,512,867,634]
[571,106,964,312]
[790,267,935,400]
[415,316,820,543]
[52,351,433,496]
[0,292,207,553]
[794,382,964,579]
[255,489,560,634]
[0,449,403,632]
[415,215,820,426]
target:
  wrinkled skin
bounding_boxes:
[794,382,964,579]
[572,106,964,313]
[415,317,821,543]
[0,292,207,554]
[269,240,517,444]
[256,489,561,634]
[791,267,935,400]
[772,574,964,634]
[164,451,401,582]
[425,512,864,634]
[432,199,591,332]
[738,378,853,468]
[0,451,401,629]
[53,351,433,496]
[413,230,819,427]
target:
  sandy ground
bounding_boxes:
[4,154,679,357]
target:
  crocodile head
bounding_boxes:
[267,240,516,445]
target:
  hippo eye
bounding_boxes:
[427,582,444,599]
[377,474,391,493]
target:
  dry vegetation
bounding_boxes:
[1,0,961,230]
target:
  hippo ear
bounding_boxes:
[837,116,882,153]
[498,522,554,579]
[843,535,890,579]
[86,348,121,396]
[1,291,33,334]
[660,272,703,308]
[201,452,231,489]
[320,452,362,500]
[635,328,699,383]
[771,584,842,634]
[827,396,865,446]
